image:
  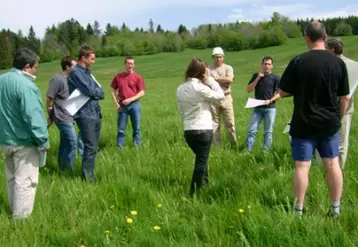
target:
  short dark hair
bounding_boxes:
[262,56,273,64]
[185,58,206,81]
[124,56,134,63]
[304,21,326,42]
[326,38,343,55]
[78,45,95,61]
[61,56,76,71]
[12,48,39,70]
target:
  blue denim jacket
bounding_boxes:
[68,64,104,120]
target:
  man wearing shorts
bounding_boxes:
[278,22,350,217]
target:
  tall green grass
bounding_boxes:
[1,37,358,246]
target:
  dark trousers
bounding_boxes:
[75,117,101,182]
[184,129,213,195]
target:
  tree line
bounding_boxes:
[0,13,357,69]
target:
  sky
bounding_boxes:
[0,0,357,38]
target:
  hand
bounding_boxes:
[116,103,121,112]
[203,68,211,81]
[40,146,50,152]
[257,73,264,79]
[47,118,53,128]
[122,98,132,105]
[264,99,272,106]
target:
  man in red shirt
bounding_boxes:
[110,56,145,149]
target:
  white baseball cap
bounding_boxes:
[212,47,224,56]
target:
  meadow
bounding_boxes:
[1,36,358,246]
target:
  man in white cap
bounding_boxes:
[209,47,237,146]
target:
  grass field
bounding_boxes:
[1,36,358,246]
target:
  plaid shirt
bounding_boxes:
[68,64,104,120]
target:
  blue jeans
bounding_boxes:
[246,107,277,152]
[55,122,77,172]
[117,101,141,148]
[77,131,84,157]
[75,117,101,182]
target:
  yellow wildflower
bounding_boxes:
[126,217,133,224]
[153,225,161,231]
[238,208,244,214]
[130,210,137,216]
[104,230,110,235]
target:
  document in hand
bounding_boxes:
[282,122,290,134]
[245,98,267,108]
[63,74,102,116]
[63,89,90,116]
[38,149,47,167]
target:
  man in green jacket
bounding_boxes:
[0,48,50,219]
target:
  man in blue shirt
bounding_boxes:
[67,46,104,182]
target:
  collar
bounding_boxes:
[188,78,201,83]
[76,63,91,73]
[12,68,36,82]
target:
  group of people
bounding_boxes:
[0,20,356,219]
[177,21,357,217]
[0,46,145,218]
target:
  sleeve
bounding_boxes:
[20,86,49,149]
[248,73,258,85]
[110,75,118,90]
[68,70,104,100]
[338,61,350,96]
[176,86,185,117]
[275,75,281,91]
[46,77,59,99]
[279,58,297,94]
[226,65,234,77]
[136,75,145,91]
[199,77,225,102]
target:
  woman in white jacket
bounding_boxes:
[176,58,225,196]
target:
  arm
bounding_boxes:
[46,97,54,127]
[216,76,233,86]
[20,86,50,151]
[45,77,58,127]
[265,76,283,104]
[110,88,121,111]
[200,76,225,101]
[215,65,234,87]
[122,75,146,105]
[68,70,104,100]
[247,73,262,93]
[340,95,350,117]
[338,61,351,117]
[122,91,145,105]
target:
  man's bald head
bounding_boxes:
[304,21,327,42]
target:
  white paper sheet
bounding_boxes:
[245,98,267,108]
[63,89,90,116]
[38,150,47,167]
[282,123,290,134]
[63,74,101,116]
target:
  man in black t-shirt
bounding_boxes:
[278,22,350,217]
[246,56,280,152]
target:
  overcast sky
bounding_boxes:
[0,0,357,38]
